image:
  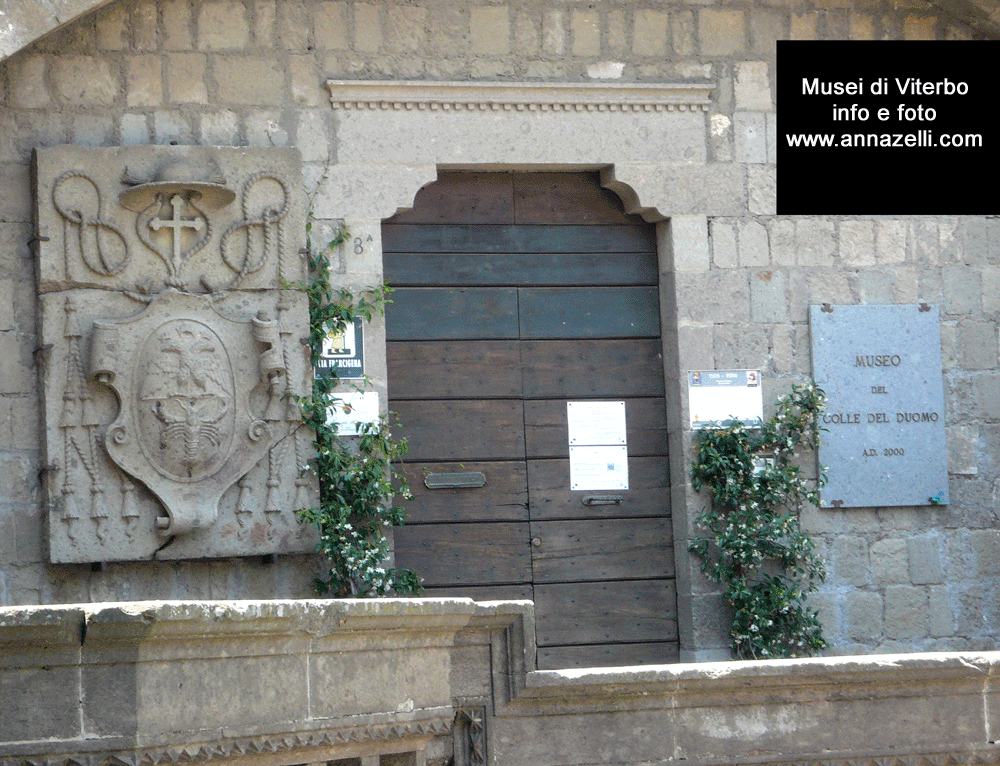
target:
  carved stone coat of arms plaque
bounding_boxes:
[35,146,318,563]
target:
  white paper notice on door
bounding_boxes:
[567,401,629,490]
[570,445,629,491]
[567,401,627,445]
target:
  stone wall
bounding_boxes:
[1,0,998,660]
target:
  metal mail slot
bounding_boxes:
[581,495,624,506]
[424,472,487,489]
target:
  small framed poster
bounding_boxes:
[688,369,763,429]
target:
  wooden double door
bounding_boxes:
[384,172,677,669]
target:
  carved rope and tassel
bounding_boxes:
[120,476,139,539]
[235,474,254,534]
[52,171,130,282]
[59,298,83,540]
[264,438,285,525]
[219,173,289,291]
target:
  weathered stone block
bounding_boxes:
[942,265,982,314]
[738,219,769,267]
[796,219,836,267]
[928,585,955,637]
[710,219,737,268]
[386,5,427,51]
[161,0,193,50]
[857,270,893,304]
[876,220,907,265]
[671,216,710,272]
[676,270,750,323]
[947,424,979,476]
[153,110,195,144]
[750,269,786,323]
[126,55,162,108]
[96,3,129,50]
[844,589,883,641]
[571,9,600,56]
[8,55,50,108]
[677,323,715,371]
[908,536,943,585]
[734,111,767,164]
[315,1,349,50]
[633,9,669,56]
[748,165,775,215]
[832,536,870,586]
[699,9,745,55]
[673,10,696,57]
[50,56,118,106]
[214,57,285,104]
[167,54,208,104]
[734,61,772,110]
[839,220,875,266]
[197,0,250,49]
[472,7,511,55]
[885,585,928,639]
[871,538,909,586]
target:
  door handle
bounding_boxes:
[581,495,624,506]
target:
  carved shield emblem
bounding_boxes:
[137,319,235,481]
[92,290,282,535]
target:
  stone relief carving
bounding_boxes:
[36,146,317,563]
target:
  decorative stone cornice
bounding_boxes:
[325,80,713,113]
[0,714,455,766]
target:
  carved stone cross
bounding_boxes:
[150,194,205,267]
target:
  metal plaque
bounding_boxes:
[810,304,948,508]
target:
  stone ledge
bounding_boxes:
[523,650,999,699]
[325,80,713,113]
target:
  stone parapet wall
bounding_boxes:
[0,0,998,660]
[2,599,1000,766]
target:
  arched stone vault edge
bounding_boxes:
[320,79,720,659]
[4,0,1000,63]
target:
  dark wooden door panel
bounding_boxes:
[396,461,528,523]
[393,522,532,586]
[518,287,661,339]
[387,341,522,399]
[389,172,516,224]
[520,339,665,399]
[382,224,656,254]
[384,251,658,287]
[533,580,679,646]
[527,458,671,521]
[385,287,518,340]
[392,400,525,461]
[537,642,680,670]
[524,398,668,458]
[387,171,637,226]
[529,518,675,583]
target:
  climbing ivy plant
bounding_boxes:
[689,382,828,659]
[294,219,421,597]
